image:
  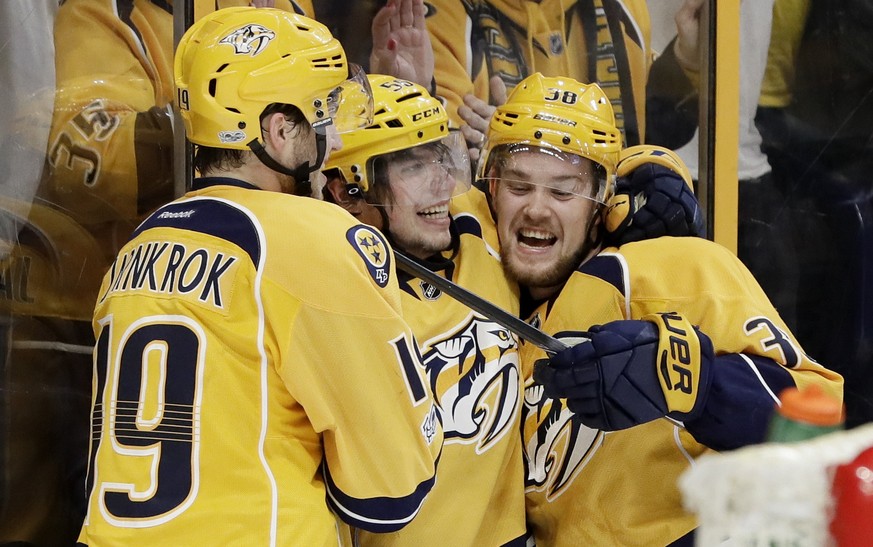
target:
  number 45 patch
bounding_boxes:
[346,225,391,288]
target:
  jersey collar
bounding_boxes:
[191,177,260,192]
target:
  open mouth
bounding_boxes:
[518,228,556,248]
[418,204,450,219]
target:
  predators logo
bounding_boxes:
[420,313,520,454]
[219,24,275,56]
[521,379,603,501]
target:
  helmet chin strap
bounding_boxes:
[247,118,332,196]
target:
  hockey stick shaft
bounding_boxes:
[393,249,569,355]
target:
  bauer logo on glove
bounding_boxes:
[647,311,703,415]
[533,312,714,431]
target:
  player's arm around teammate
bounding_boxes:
[479,73,842,545]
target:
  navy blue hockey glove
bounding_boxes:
[603,145,704,246]
[533,312,715,431]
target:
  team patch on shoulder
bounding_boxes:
[346,225,391,288]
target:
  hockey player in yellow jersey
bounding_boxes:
[77,9,442,545]
[476,73,844,545]
[47,0,315,296]
[1,2,317,544]
[323,73,527,546]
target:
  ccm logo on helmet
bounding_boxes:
[412,107,441,122]
[219,24,276,56]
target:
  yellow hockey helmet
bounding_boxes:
[326,74,469,194]
[174,7,371,150]
[478,73,622,203]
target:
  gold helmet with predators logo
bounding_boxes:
[477,73,622,204]
[174,7,372,150]
[324,74,470,196]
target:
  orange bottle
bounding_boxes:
[766,385,844,443]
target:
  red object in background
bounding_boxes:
[830,445,873,546]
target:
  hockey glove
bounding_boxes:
[533,312,714,431]
[603,145,704,246]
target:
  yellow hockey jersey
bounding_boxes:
[519,237,843,546]
[425,0,652,144]
[78,179,442,546]
[353,188,527,546]
[0,196,107,321]
[40,0,313,320]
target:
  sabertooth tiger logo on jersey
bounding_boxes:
[523,329,604,500]
[422,315,520,453]
[522,383,603,501]
[347,225,391,288]
[219,24,276,56]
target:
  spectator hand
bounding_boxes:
[370,0,433,88]
[603,145,704,246]
[533,313,714,431]
[674,0,704,72]
[459,76,506,163]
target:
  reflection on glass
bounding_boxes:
[1,2,93,545]
[757,0,873,427]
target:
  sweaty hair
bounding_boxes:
[192,103,308,176]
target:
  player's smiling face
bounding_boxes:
[489,148,601,300]
[384,145,457,259]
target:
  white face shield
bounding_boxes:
[325,130,472,259]
[371,131,472,204]
[324,63,374,134]
[478,143,609,205]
